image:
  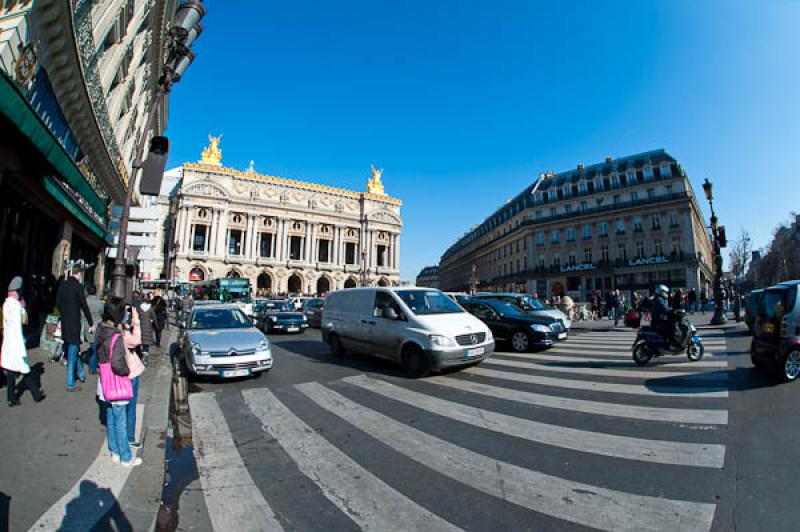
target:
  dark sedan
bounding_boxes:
[256,300,308,334]
[463,299,566,352]
[303,298,325,328]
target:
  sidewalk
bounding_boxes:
[570,311,747,332]
[0,328,175,531]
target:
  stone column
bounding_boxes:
[304,223,313,263]
[174,206,185,253]
[332,226,340,265]
[216,210,229,257]
[180,206,191,254]
[208,209,218,255]
[394,233,401,271]
[246,215,256,258]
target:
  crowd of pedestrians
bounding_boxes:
[1,268,171,469]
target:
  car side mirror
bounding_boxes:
[179,319,187,329]
[383,307,399,320]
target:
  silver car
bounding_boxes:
[180,303,273,378]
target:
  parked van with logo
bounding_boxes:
[321,287,494,377]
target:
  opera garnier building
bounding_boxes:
[437,150,714,300]
[169,137,402,295]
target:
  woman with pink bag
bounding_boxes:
[95,297,142,467]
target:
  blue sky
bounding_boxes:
[166,0,800,280]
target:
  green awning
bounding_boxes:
[43,176,107,239]
[0,69,107,221]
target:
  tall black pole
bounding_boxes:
[709,198,727,325]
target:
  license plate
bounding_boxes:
[466,347,485,358]
[287,327,299,332]
[221,369,250,377]
[558,332,567,340]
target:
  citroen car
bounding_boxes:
[180,303,273,378]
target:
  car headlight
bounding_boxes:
[530,324,551,333]
[485,329,493,342]
[269,316,278,322]
[258,339,270,352]
[302,315,308,322]
[429,335,457,348]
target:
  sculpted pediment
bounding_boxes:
[367,210,402,224]
[183,181,228,198]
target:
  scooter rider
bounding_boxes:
[651,284,675,346]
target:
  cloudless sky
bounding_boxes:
[166,0,800,280]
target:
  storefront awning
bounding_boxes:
[0,70,107,228]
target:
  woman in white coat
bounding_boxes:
[2,276,45,407]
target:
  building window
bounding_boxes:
[635,241,645,259]
[665,184,673,196]
[578,182,588,194]
[617,244,627,261]
[660,162,672,177]
[228,229,244,256]
[595,178,603,191]
[599,222,608,236]
[536,210,542,221]
[644,167,654,181]
[568,253,576,265]
[553,255,561,267]
[580,201,587,212]
[548,190,557,201]
[566,228,575,242]
[259,233,273,258]
[611,175,620,188]
[633,216,643,232]
[538,256,545,269]
[550,207,557,217]
[289,235,303,260]
[377,245,387,267]
[192,224,208,252]
[647,188,655,200]
[669,211,679,227]
[626,170,636,184]
[613,194,621,205]
[601,245,609,263]
[318,239,331,263]
[654,240,663,256]
[672,238,681,256]
[345,242,357,264]
[651,213,661,230]
[631,191,639,202]
[551,230,559,243]
[582,224,591,239]
[584,248,592,263]
[565,204,572,215]
[616,219,625,234]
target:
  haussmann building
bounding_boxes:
[437,149,714,300]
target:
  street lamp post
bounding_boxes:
[360,250,369,287]
[702,178,727,325]
[110,1,206,299]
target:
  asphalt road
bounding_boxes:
[165,323,800,532]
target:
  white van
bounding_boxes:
[321,287,494,377]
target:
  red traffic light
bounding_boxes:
[718,226,727,248]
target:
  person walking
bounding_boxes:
[137,295,156,363]
[613,289,622,327]
[55,263,93,392]
[151,291,168,345]
[96,297,142,467]
[122,304,144,450]
[84,285,104,375]
[2,277,45,406]
[688,288,697,315]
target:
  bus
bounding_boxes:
[192,277,254,316]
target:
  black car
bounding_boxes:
[463,299,566,352]
[256,300,308,334]
[303,298,325,328]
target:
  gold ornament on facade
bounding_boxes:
[200,134,223,166]
[367,164,386,195]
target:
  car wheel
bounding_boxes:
[329,333,347,357]
[403,345,431,378]
[510,330,531,353]
[782,349,800,382]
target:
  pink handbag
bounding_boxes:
[99,333,134,401]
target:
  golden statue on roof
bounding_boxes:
[367,164,386,195]
[200,134,223,166]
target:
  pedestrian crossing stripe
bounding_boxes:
[241,388,462,532]
[190,393,284,531]
[425,375,728,425]
[492,351,728,368]
[465,366,729,398]
[484,356,728,382]
[295,382,717,532]
[342,375,725,468]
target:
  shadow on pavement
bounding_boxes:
[57,480,132,532]
[275,339,409,378]
[0,492,9,532]
[644,367,780,393]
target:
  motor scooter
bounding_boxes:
[632,310,704,366]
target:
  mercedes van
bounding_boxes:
[321,287,494,377]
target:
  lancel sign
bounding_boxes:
[628,255,671,267]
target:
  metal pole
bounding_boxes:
[111,85,167,299]
[709,198,727,325]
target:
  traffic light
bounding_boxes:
[718,226,727,248]
[139,136,170,196]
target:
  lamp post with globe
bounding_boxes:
[701,178,728,325]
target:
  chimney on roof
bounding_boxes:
[605,156,613,164]
[577,163,585,171]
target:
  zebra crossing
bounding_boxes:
[186,329,730,531]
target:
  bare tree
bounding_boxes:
[729,228,752,281]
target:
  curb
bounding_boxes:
[117,328,175,531]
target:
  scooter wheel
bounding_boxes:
[633,344,652,366]
[687,343,704,362]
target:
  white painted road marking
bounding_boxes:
[492,351,728,368]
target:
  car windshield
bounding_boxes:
[488,300,525,317]
[518,295,547,310]
[263,301,295,313]
[191,308,252,330]
[397,290,464,315]
[761,287,797,318]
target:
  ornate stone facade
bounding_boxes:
[169,140,403,295]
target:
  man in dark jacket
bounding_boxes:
[651,284,675,346]
[56,263,93,391]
